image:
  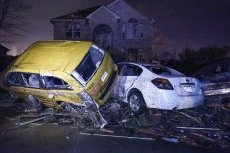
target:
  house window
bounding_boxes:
[127,18,144,39]
[122,23,126,39]
[93,24,112,50]
[65,23,80,39]
[139,24,144,39]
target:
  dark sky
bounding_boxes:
[8,0,230,55]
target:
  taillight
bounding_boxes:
[151,78,174,90]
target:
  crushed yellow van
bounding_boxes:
[1,41,117,116]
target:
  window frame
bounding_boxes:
[6,72,42,89]
[41,75,73,90]
[65,22,81,39]
[5,72,23,87]
[20,73,41,89]
[72,44,105,86]
[120,64,143,76]
[126,18,144,40]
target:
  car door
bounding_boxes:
[5,72,29,99]
[41,75,81,107]
[115,64,142,100]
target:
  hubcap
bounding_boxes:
[129,94,141,112]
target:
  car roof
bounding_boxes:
[12,41,92,74]
[117,62,160,67]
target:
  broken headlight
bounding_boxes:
[152,78,174,90]
[77,90,92,101]
[77,90,98,108]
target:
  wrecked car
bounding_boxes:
[0,41,118,127]
[112,62,204,114]
[195,58,230,101]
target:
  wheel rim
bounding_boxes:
[129,94,141,112]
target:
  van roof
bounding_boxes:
[12,41,92,74]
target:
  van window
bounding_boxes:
[43,76,72,90]
[72,45,104,86]
[21,73,40,88]
[6,72,22,86]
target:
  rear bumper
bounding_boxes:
[144,90,204,110]
[176,95,204,110]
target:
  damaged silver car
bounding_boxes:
[195,58,230,101]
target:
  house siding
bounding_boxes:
[51,0,154,62]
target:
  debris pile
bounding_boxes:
[0,92,229,150]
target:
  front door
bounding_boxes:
[114,64,142,101]
[93,25,112,51]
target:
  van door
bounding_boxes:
[6,72,49,107]
[20,73,50,106]
[42,75,81,107]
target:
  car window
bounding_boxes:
[43,76,72,90]
[72,45,104,86]
[6,72,22,86]
[150,67,171,75]
[144,65,183,76]
[121,64,143,76]
[21,73,40,88]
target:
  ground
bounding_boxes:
[0,89,229,153]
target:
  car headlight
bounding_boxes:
[152,78,174,90]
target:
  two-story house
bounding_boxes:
[50,0,155,62]
[0,44,15,71]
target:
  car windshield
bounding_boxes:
[72,45,104,86]
[144,65,184,76]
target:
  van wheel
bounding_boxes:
[128,90,147,115]
[25,95,42,111]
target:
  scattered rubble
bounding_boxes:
[0,89,229,150]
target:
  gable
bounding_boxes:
[86,6,120,20]
[107,0,148,21]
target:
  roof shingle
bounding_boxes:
[52,6,101,20]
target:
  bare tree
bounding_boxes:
[0,0,10,29]
[151,31,177,62]
[0,0,28,43]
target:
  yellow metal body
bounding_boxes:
[1,41,117,108]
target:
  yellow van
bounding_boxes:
[1,41,117,111]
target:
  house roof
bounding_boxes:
[86,6,120,19]
[52,6,101,20]
[0,44,9,52]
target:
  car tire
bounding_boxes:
[128,90,147,115]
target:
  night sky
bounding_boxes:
[7,0,230,55]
